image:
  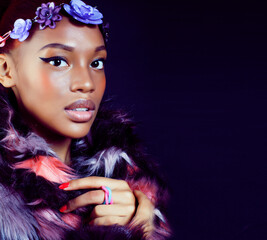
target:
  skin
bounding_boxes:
[2,17,107,162]
[0,16,154,231]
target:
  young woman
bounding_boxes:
[0,0,170,239]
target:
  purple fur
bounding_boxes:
[0,184,39,240]
[0,97,171,239]
[66,224,146,240]
[34,208,74,240]
[75,146,133,177]
[0,99,56,160]
[2,129,56,158]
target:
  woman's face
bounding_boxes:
[7,17,106,140]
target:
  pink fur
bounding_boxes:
[15,156,82,236]
[128,178,158,204]
[61,213,81,229]
[14,156,75,183]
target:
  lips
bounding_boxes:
[64,99,96,122]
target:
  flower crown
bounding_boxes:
[0,0,104,47]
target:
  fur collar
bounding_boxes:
[0,103,171,239]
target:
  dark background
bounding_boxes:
[93,0,267,239]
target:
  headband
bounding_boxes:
[0,0,103,47]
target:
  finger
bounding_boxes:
[59,176,130,191]
[130,190,155,237]
[61,190,103,213]
[89,216,130,226]
[61,189,135,213]
[133,190,154,218]
[90,204,135,219]
[130,190,154,227]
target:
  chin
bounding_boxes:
[62,124,92,139]
[69,132,89,139]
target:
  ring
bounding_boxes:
[101,186,113,205]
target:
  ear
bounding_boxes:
[0,54,15,88]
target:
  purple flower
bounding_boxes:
[35,2,62,30]
[10,19,32,42]
[63,0,103,25]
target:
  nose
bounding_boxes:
[70,67,95,93]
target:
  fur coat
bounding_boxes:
[0,101,171,240]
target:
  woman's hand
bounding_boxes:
[130,190,155,238]
[59,176,136,226]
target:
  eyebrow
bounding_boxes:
[39,43,106,52]
[39,43,74,52]
[95,45,106,52]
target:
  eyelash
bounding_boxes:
[40,57,68,67]
[40,57,106,70]
[90,58,106,70]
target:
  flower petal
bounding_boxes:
[53,6,61,14]
[90,11,103,20]
[71,0,85,8]
[49,2,55,9]
[52,14,62,21]
[73,4,82,17]
[63,4,71,13]
[49,21,56,29]
[19,31,29,42]
[36,19,46,24]
[14,19,26,27]
[40,8,49,16]
[41,3,47,8]
[45,19,51,26]
[35,7,41,16]
[25,19,32,31]
[10,32,19,39]
[63,1,103,25]
[39,23,46,30]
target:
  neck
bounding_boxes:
[49,138,72,164]
[19,107,72,164]
[31,123,72,164]
[34,127,72,164]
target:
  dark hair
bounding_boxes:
[0,0,109,53]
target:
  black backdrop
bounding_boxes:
[90,0,267,239]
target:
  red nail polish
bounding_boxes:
[59,182,70,189]
[59,205,67,213]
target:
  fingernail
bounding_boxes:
[59,182,70,190]
[59,205,68,213]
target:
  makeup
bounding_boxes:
[64,99,95,122]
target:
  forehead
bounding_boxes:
[12,17,104,55]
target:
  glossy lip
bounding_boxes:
[64,99,96,122]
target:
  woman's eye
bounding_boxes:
[49,59,68,67]
[90,59,105,70]
[40,57,68,67]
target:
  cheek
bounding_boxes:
[100,79,106,96]
[96,76,106,100]
[40,72,54,90]
[37,69,69,98]
[16,69,69,111]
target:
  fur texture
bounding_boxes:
[0,97,171,239]
[0,183,39,240]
